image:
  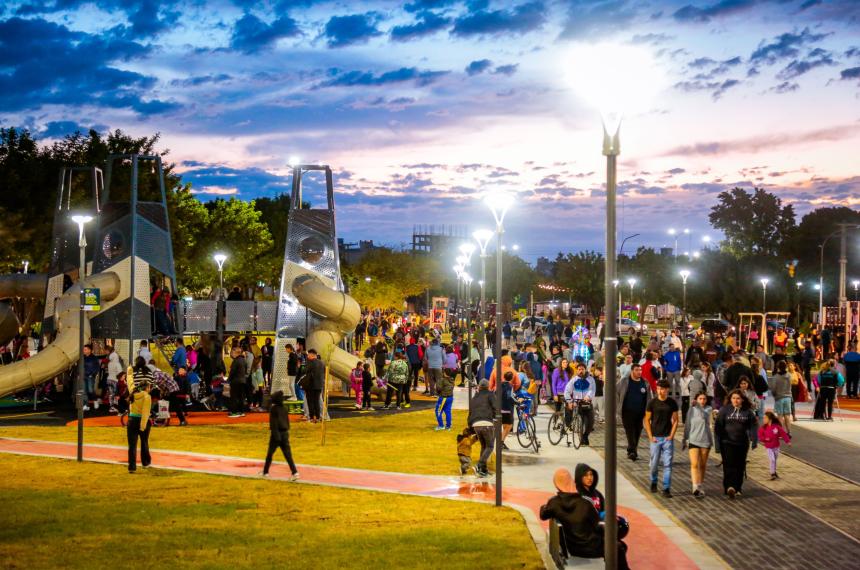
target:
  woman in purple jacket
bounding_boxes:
[552,359,572,412]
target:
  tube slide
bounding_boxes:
[0,272,120,399]
[0,273,47,348]
[291,273,361,382]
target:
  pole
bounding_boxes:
[603,125,619,570]
[494,227,504,507]
[479,256,487,380]
[819,244,825,326]
[76,229,86,462]
[682,281,687,331]
[467,280,473,399]
[762,284,767,314]
[839,226,848,306]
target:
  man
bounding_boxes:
[305,348,326,422]
[663,343,682,399]
[801,340,815,392]
[227,346,246,418]
[723,353,753,392]
[260,338,274,383]
[618,354,634,380]
[617,364,651,461]
[81,344,101,411]
[170,338,187,373]
[564,363,596,446]
[467,379,498,477]
[424,338,444,396]
[844,342,860,399]
[502,321,512,349]
[644,379,679,498]
[629,332,644,364]
[405,339,422,390]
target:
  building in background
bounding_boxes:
[338,238,382,265]
[411,224,470,258]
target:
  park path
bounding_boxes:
[0,436,697,570]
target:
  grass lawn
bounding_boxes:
[0,455,540,569]
[0,409,489,476]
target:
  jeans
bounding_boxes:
[767,447,780,474]
[649,436,674,490]
[427,368,443,395]
[385,384,403,407]
[84,374,96,401]
[473,425,494,473]
[230,381,245,414]
[666,370,681,397]
[435,396,453,428]
[410,363,422,389]
[127,416,151,471]
[294,378,307,416]
[263,430,298,475]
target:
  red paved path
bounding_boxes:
[0,437,699,569]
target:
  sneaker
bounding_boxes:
[180,421,188,426]
[128,469,137,474]
[142,464,151,469]
[727,487,736,500]
[109,406,118,413]
[581,437,590,446]
[434,426,446,431]
[239,413,246,417]
[650,483,658,493]
[693,488,702,498]
[260,471,270,478]
[473,466,481,477]
[94,401,100,410]
[82,405,91,412]
[289,473,300,482]
[403,403,411,409]
[228,413,241,418]
[698,488,706,498]
[444,427,451,430]
[662,489,673,499]
[770,473,777,481]
[202,400,212,411]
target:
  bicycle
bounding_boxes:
[515,399,540,453]
[547,398,586,449]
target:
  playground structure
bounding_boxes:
[0,159,360,399]
[736,312,791,353]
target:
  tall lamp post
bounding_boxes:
[760,278,769,314]
[853,280,860,301]
[627,278,636,322]
[796,282,803,326]
[613,279,621,323]
[473,230,493,381]
[463,273,474,394]
[679,270,690,331]
[484,191,514,508]
[22,260,29,274]
[213,253,227,357]
[71,214,93,462]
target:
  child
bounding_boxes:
[456,427,477,475]
[350,361,364,409]
[251,357,265,411]
[758,411,791,480]
[261,391,299,481]
[361,363,374,411]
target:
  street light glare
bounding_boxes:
[213,253,227,269]
[288,156,300,167]
[702,235,711,243]
[473,229,494,253]
[668,228,676,235]
[627,278,637,287]
[483,191,515,227]
[612,279,620,287]
[459,243,475,257]
[564,43,664,132]
[70,214,94,225]
[679,270,690,280]
[761,278,770,287]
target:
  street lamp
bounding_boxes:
[70,213,93,463]
[364,276,372,283]
[853,279,860,301]
[679,270,690,332]
[22,260,29,274]
[627,277,637,312]
[484,190,514,508]
[668,228,678,260]
[760,278,769,313]
[473,229,493,382]
[796,282,803,326]
[462,272,474,393]
[613,279,621,323]
[213,253,227,351]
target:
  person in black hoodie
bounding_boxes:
[540,468,630,569]
[714,388,757,498]
[574,463,631,536]
[467,379,498,477]
[261,391,299,480]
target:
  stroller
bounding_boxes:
[152,398,172,427]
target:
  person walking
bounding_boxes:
[844,341,860,399]
[383,351,410,410]
[815,360,841,420]
[305,349,326,422]
[424,338,444,396]
[617,363,651,461]
[261,391,299,480]
[769,360,793,434]
[758,411,791,480]
[682,392,713,497]
[714,389,758,499]
[644,380,679,498]
[127,377,152,473]
[435,357,455,430]
[468,379,497,477]
[664,342,683,399]
[227,346,247,418]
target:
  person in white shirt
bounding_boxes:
[138,340,152,363]
[619,354,634,380]
[563,362,596,446]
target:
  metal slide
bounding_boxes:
[0,272,120,398]
[0,273,48,347]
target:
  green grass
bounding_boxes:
[0,409,489,476]
[0,455,541,569]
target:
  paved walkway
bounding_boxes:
[0,435,697,570]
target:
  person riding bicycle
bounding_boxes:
[564,363,596,446]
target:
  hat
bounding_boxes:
[553,468,576,493]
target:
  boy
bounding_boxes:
[644,379,679,498]
[457,427,478,475]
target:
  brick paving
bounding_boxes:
[782,423,860,484]
[588,426,860,570]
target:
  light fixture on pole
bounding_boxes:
[484,190,514,508]
[71,213,93,462]
[364,276,372,283]
[213,252,228,351]
[566,41,662,569]
[463,272,474,393]
[679,270,690,332]
[627,277,637,310]
[853,279,859,301]
[796,282,803,325]
[613,279,621,322]
[473,229,494,383]
[668,228,678,260]
[760,278,769,313]
[22,260,29,274]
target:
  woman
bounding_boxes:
[714,389,757,498]
[443,345,459,383]
[770,360,793,434]
[683,392,713,497]
[552,359,571,411]
[373,341,388,379]
[127,377,152,473]
[261,391,299,480]
[697,362,716,405]
[749,356,768,425]
[469,340,481,383]
[520,361,539,413]
[788,361,806,421]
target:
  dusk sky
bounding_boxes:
[2,0,859,260]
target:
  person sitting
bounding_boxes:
[540,468,630,569]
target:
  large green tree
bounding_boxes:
[709,187,796,258]
[343,248,442,311]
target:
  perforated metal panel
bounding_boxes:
[134,258,150,304]
[136,216,173,278]
[181,300,217,333]
[225,301,255,331]
[256,301,278,332]
[43,274,64,322]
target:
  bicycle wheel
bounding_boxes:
[547,412,565,446]
[120,413,128,427]
[528,416,540,453]
[517,416,533,449]
[570,413,583,449]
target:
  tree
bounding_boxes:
[344,248,442,311]
[203,198,273,295]
[709,187,796,258]
[554,251,604,315]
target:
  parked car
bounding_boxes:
[618,317,646,336]
[699,318,734,335]
[513,317,548,337]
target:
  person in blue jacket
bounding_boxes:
[663,342,683,400]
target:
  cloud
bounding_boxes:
[559,0,640,39]
[674,78,741,100]
[169,74,232,88]
[0,17,175,116]
[686,55,743,80]
[403,0,458,13]
[37,120,109,138]
[776,47,835,80]
[390,10,450,41]
[631,33,673,45]
[323,13,382,48]
[839,66,860,81]
[230,13,301,53]
[190,185,240,196]
[667,167,686,175]
[315,66,449,88]
[452,1,546,37]
[493,63,518,76]
[750,28,828,65]
[661,125,860,156]
[673,0,756,23]
[179,163,291,199]
[770,81,799,93]
[465,59,493,76]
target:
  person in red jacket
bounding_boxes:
[641,351,662,392]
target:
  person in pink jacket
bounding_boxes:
[349,361,364,409]
[758,411,791,480]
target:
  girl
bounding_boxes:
[698,362,716,405]
[361,363,374,411]
[679,366,694,423]
[714,389,757,499]
[127,378,152,473]
[769,360,793,434]
[683,392,713,497]
[251,357,265,411]
[758,411,791,480]
[261,391,299,480]
[350,361,364,409]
